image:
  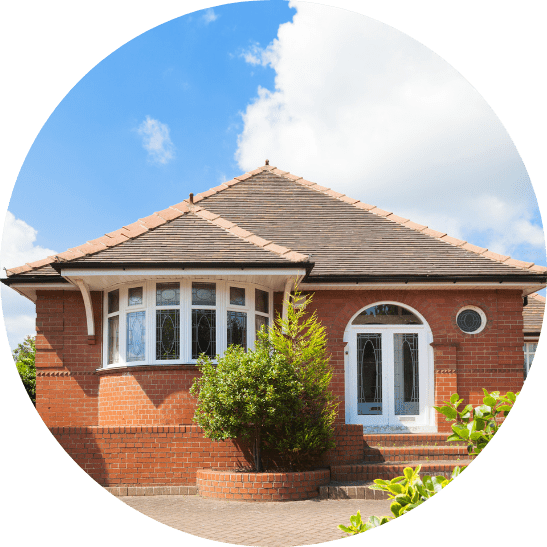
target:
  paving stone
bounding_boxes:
[121,494,393,546]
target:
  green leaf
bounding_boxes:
[450,393,460,405]
[436,405,458,420]
[483,395,496,407]
[506,391,516,403]
[452,423,469,440]
[390,502,402,518]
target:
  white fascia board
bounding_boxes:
[302,282,544,292]
[61,268,308,277]
[9,283,78,290]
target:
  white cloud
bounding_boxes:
[1,212,57,349]
[202,8,218,25]
[236,1,544,261]
[137,115,175,165]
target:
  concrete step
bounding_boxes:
[363,445,469,462]
[319,481,390,500]
[364,433,467,448]
[331,460,471,482]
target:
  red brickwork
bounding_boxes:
[196,468,330,501]
[36,290,102,426]
[37,289,525,434]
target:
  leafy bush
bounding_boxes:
[339,465,463,535]
[434,389,518,456]
[13,335,36,406]
[190,287,337,471]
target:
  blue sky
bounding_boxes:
[2,0,545,349]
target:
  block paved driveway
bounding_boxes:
[121,494,393,546]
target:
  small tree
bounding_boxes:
[13,335,36,406]
[266,288,338,469]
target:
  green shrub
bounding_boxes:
[190,286,337,471]
[339,465,463,535]
[434,389,518,456]
[13,335,36,406]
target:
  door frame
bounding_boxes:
[343,301,436,433]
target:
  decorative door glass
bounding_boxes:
[357,333,382,415]
[393,333,419,415]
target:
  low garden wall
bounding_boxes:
[50,424,363,488]
[197,468,331,501]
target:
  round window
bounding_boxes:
[456,306,486,334]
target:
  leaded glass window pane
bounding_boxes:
[352,305,421,325]
[108,315,119,364]
[156,282,180,306]
[128,286,143,306]
[255,289,269,314]
[457,309,482,333]
[230,287,245,306]
[192,309,216,359]
[192,283,216,306]
[108,289,119,314]
[357,333,382,415]
[127,311,146,362]
[156,309,180,360]
[394,333,419,415]
[227,311,247,350]
[255,314,269,336]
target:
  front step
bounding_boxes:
[319,481,390,500]
[331,460,471,482]
[364,433,467,448]
[364,445,469,462]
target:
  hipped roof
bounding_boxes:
[5,164,547,285]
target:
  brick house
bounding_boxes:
[523,292,544,378]
[3,163,545,491]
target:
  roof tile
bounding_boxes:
[122,222,149,238]
[229,226,253,238]
[298,179,316,187]
[7,264,33,275]
[104,233,130,247]
[422,228,446,238]
[156,207,184,221]
[284,173,302,181]
[354,202,376,211]
[73,241,107,255]
[339,195,359,205]
[195,209,220,221]
[212,217,235,229]
[245,234,271,247]
[140,214,166,229]
[386,214,409,224]
[265,243,291,255]
[530,265,547,273]
[283,251,309,262]
[199,189,217,198]
[26,257,56,269]
[404,221,427,231]
[170,202,190,214]
[441,235,466,247]
[272,169,289,175]
[482,250,510,262]
[461,242,487,254]
[504,258,534,269]
[325,189,345,199]
[235,173,253,181]
[310,184,330,192]
[370,207,392,217]
[224,178,240,187]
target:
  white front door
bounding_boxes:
[344,309,435,432]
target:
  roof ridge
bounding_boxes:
[188,205,309,263]
[529,292,547,303]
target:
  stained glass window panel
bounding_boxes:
[230,287,245,306]
[394,333,419,415]
[127,311,146,362]
[255,289,269,314]
[227,311,247,350]
[457,310,482,333]
[357,333,382,415]
[156,310,180,360]
[352,305,421,325]
[108,289,119,314]
[192,283,216,306]
[156,283,180,306]
[192,309,216,359]
[255,314,269,336]
[128,286,143,306]
[108,315,119,364]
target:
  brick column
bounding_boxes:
[431,342,459,434]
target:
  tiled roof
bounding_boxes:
[5,164,547,281]
[523,293,545,334]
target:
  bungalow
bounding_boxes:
[4,162,545,491]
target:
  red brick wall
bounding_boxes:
[98,368,200,426]
[36,288,524,432]
[36,290,102,426]
[300,289,525,430]
[50,424,362,487]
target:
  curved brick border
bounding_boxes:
[197,468,331,502]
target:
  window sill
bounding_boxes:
[96,363,199,375]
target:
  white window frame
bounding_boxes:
[523,340,538,379]
[102,278,273,368]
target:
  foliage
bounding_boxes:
[13,335,36,406]
[190,341,300,472]
[191,286,337,471]
[434,389,518,457]
[266,288,338,469]
[339,465,463,535]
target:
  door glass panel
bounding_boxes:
[394,333,419,415]
[352,305,422,325]
[126,311,146,362]
[357,333,382,415]
[156,309,180,360]
[192,309,216,359]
